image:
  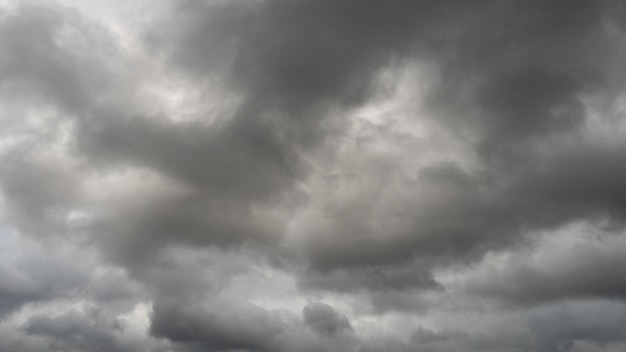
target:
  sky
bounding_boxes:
[1,0,626,351]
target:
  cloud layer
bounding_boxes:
[2,0,626,351]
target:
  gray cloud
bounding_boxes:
[150,298,283,352]
[25,309,136,352]
[408,300,626,352]
[465,223,626,305]
[0,239,92,317]
[302,302,351,336]
[2,0,626,351]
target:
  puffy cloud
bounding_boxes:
[302,302,352,336]
[150,298,283,352]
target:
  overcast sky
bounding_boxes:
[2,0,626,351]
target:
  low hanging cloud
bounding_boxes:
[302,302,352,336]
[2,0,626,351]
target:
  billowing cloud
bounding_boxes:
[2,0,626,351]
[303,302,352,336]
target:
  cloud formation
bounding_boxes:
[2,0,626,351]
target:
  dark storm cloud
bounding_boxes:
[153,0,626,280]
[149,296,362,352]
[292,143,626,291]
[2,0,623,273]
[465,225,626,305]
[3,0,626,351]
[164,0,613,148]
[150,298,283,352]
[299,261,441,293]
[165,0,445,112]
[78,114,302,197]
[302,302,351,336]
[0,1,296,266]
